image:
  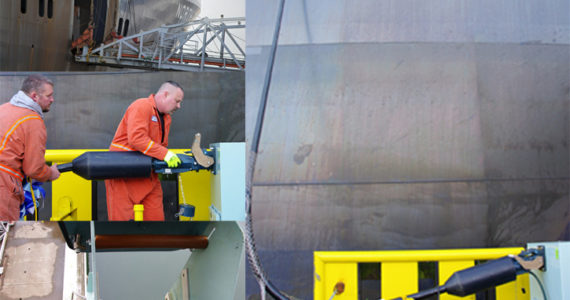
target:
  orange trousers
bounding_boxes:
[0,173,24,220]
[104,177,165,221]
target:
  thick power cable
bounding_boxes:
[245,0,289,299]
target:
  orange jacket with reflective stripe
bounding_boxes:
[0,103,52,182]
[109,95,171,159]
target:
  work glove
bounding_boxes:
[164,150,182,168]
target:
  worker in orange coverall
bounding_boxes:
[0,75,61,220]
[105,81,183,221]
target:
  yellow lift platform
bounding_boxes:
[45,142,245,221]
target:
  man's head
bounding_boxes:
[22,74,54,113]
[155,81,184,115]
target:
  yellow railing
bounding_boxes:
[314,248,529,300]
[45,149,212,221]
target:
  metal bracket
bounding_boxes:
[73,233,87,253]
[328,282,345,299]
[191,133,214,168]
[511,249,545,271]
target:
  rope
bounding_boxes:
[177,174,193,221]
[29,177,38,221]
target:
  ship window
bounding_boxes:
[38,0,44,17]
[123,19,130,36]
[47,0,53,18]
[118,18,123,35]
[21,0,26,14]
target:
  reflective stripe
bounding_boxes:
[0,115,41,154]
[0,163,23,181]
[143,140,154,154]
[111,143,134,151]
[37,166,49,179]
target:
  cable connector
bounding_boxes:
[511,246,546,272]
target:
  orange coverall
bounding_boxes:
[0,103,52,220]
[105,95,171,221]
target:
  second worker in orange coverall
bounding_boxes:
[0,75,61,220]
[105,81,183,221]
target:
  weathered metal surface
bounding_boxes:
[246,0,569,298]
[247,0,570,46]
[0,1,74,71]
[247,43,569,244]
[0,70,244,148]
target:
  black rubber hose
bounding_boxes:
[57,162,73,173]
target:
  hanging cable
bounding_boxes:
[28,177,38,221]
[245,0,289,299]
[529,271,548,300]
[31,182,37,221]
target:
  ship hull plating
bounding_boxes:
[246,0,570,298]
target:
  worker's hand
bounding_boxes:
[164,151,182,168]
[49,163,60,181]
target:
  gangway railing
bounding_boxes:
[314,248,529,300]
[75,17,245,72]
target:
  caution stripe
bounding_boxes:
[36,165,50,179]
[0,115,41,154]
[0,163,24,181]
[142,140,154,155]
[110,143,135,152]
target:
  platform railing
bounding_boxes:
[314,247,529,300]
[75,17,245,72]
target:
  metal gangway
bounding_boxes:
[75,17,245,72]
[0,222,12,275]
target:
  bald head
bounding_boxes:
[155,81,184,115]
[158,81,183,94]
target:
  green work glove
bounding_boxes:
[164,150,182,168]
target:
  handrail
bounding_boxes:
[314,247,529,300]
[45,149,192,163]
[314,248,526,262]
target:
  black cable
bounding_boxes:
[245,0,289,299]
[529,271,548,300]
[250,0,285,153]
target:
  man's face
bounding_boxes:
[160,87,183,115]
[32,83,54,112]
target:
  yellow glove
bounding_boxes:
[164,150,182,168]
